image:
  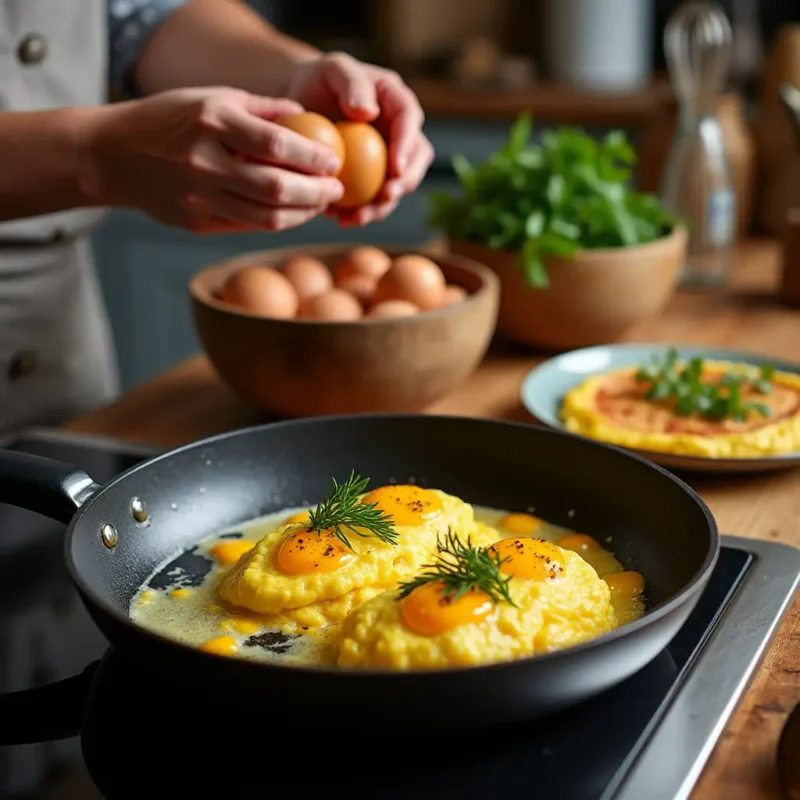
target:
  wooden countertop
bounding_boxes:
[67,238,799,799]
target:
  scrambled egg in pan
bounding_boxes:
[336,538,619,670]
[131,486,646,670]
[217,485,474,615]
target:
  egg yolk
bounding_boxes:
[400,581,494,636]
[136,590,154,606]
[170,587,192,598]
[605,571,645,595]
[201,635,237,656]
[489,538,565,580]
[498,513,544,534]
[360,485,443,527]
[222,618,261,635]
[559,534,599,553]
[286,510,311,525]
[211,539,255,566]
[274,528,355,574]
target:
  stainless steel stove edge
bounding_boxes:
[614,535,800,800]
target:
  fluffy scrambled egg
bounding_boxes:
[561,361,800,458]
[217,486,474,616]
[335,538,619,670]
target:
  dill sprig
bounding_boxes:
[306,470,398,551]
[397,529,517,607]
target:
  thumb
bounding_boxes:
[244,95,305,120]
[323,55,379,121]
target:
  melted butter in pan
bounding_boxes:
[130,505,645,665]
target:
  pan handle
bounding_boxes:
[0,661,99,745]
[0,449,101,524]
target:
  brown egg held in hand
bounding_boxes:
[336,272,376,305]
[334,245,392,283]
[333,122,388,209]
[300,289,363,321]
[219,266,298,319]
[274,112,345,173]
[281,255,333,301]
[374,255,446,310]
[367,299,421,319]
[441,284,468,306]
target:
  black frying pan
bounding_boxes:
[0,415,718,732]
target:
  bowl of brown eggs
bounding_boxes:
[189,243,500,417]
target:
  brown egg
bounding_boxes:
[336,273,377,305]
[373,255,446,311]
[274,112,345,174]
[218,266,298,319]
[441,284,468,306]
[333,122,388,209]
[367,299,421,319]
[280,255,333,301]
[334,246,392,284]
[300,289,363,321]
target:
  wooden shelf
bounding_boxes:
[405,76,674,127]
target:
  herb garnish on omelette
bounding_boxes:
[561,348,800,458]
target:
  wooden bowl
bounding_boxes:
[189,244,499,417]
[449,227,686,351]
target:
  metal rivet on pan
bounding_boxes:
[101,524,118,549]
[131,497,148,523]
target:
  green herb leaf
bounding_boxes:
[633,351,775,423]
[427,115,677,289]
[306,470,398,551]
[396,530,517,607]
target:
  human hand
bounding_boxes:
[84,87,345,234]
[286,52,434,227]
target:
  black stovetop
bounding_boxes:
[0,432,766,800]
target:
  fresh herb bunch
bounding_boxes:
[306,470,398,550]
[397,529,516,606]
[427,113,676,288]
[634,348,774,422]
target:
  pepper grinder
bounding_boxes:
[661,1,735,287]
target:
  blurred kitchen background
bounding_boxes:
[94,0,800,390]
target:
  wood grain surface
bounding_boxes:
[66,238,799,799]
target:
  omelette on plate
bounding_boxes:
[561,348,800,458]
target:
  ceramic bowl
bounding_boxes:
[449,226,687,351]
[189,244,500,417]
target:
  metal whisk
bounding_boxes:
[665,1,732,112]
[660,1,735,286]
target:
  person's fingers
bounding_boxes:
[321,52,380,121]
[210,191,326,231]
[214,104,341,175]
[374,72,426,177]
[218,151,344,207]
[392,135,435,194]
[244,95,305,121]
